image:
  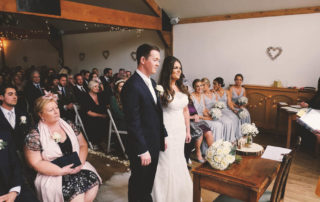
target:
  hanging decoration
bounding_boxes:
[102,50,110,60]
[130,51,137,61]
[266,47,282,60]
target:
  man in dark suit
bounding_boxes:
[0,130,39,202]
[100,68,113,105]
[24,70,44,116]
[121,44,168,202]
[0,86,31,152]
[73,73,88,101]
[53,74,76,121]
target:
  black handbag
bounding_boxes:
[51,152,82,168]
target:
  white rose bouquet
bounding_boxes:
[236,96,248,106]
[213,101,225,109]
[210,108,222,120]
[237,109,249,120]
[206,139,237,170]
[0,139,7,150]
[241,123,259,146]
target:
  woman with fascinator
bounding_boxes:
[152,56,193,202]
[24,92,101,202]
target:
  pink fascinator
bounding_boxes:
[42,90,59,101]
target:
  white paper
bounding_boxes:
[299,109,320,131]
[261,145,292,162]
[278,102,288,106]
[290,105,302,109]
[280,106,300,113]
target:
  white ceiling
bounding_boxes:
[155,0,320,18]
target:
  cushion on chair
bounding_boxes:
[213,191,271,202]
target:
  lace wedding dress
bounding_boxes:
[152,91,193,202]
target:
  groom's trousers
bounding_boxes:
[128,153,159,202]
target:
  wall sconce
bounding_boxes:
[0,39,3,51]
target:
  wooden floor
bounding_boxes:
[88,130,320,202]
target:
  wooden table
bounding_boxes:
[276,105,297,148]
[192,156,280,202]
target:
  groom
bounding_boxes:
[121,44,168,202]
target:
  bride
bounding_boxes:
[152,56,193,202]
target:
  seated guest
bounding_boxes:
[300,77,320,109]
[0,86,31,152]
[45,74,59,92]
[24,95,101,201]
[110,79,126,130]
[73,73,88,101]
[91,68,100,77]
[89,73,103,92]
[212,77,242,142]
[80,81,108,148]
[24,70,44,115]
[68,74,76,88]
[11,73,27,111]
[0,130,39,202]
[229,73,251,124]
[52,74,76,121]
[126,70,132,79]
[80,70,90,88]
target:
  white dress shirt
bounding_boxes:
[136,69,157,104]
[0,106,16,128]
[76,84,86,92]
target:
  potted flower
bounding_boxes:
[241,123,259,147]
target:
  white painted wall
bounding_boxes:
[63,30,165,80]
[173,13,320,88]
[4,39,59,69]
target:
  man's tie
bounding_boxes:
[81,86,86,92]
[62,87,66,96]
[8,111,15,128]
[36,84,43,95]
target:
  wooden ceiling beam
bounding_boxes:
[143,0,162,17]
[179,6,320,24]
[0,0,162,30]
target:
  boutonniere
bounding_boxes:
[57,90,62,95]
[0,139,7,150]
[20,116,27,125]
[155,85,164,96]
[51,132,62,143]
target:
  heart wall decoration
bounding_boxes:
[266,47,282,60]
[131,51,137,61]
[102,50,110,60]
[79,52,85,61]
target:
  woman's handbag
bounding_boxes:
[190,120,210,139]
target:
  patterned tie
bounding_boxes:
[8,111,15,128]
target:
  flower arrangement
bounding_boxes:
[20,116,27,125]
[155,85,164,96]
[237,109,249,120]
[51,132,62,143]
[241,123,259,146]
[0,139,7,150]
[236,96,248,106]
[213,101,225,109]
[210,108,222,120]
[206,139,237,170]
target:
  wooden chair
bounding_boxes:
[214,136,301,202]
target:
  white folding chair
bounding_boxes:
[73,104,94,150]
[107,109,128,159]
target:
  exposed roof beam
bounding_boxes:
[180,6,320,24]
[143,0,161,17]
[0,0,162,30]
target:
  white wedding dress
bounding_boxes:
[152,91,193,202]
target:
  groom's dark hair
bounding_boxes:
[136,44,160,65]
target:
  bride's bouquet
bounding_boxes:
[237,108,249,120]
[236,96,248,106]
[210,108,222,120]
[213,101,225,109]
[206,140,236,170]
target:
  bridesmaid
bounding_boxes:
[229,74,251,124]
[190,79,223,155]
[211,77,242,142]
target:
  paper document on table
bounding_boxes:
[278,102,288,106]
[261,146,292,162]
[290,105,302,109]
[299,109,320,131]
[281,106,300,113]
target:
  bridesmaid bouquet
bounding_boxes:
[237,109,249,119]
[206,139,236,170]
[210,108,222,120]
[213,101,225,109]
[236,96,248,106]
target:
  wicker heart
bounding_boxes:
[79,52,85,61]
[102,50,110,59]
[131,51,137,61]
[266,47,282,60]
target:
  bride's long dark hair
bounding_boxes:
[158,56,189,107]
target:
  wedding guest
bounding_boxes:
[81,70,90,88]
[0,130,39,202]
[126,70,132,78]
[300,77,320,109]
[46,74,59,91]
[79,80,108,148]
[89,73,103,92]
[100,68,113,104]
[24,70,44,115]
[212,77,242,142]
[68,74,76,88]
[24,95,101,201]
[73,74,88,101]
[229,73,251,124]
[0,86,31,152]
[92,68,100,77]
[12,73,27,111]
[110,79,126,130]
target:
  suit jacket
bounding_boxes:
[121,72,167,157]
[0,108,31,152]
[0,130,22,196]
[52,86,76,120]
[73,85,88,104]
[24,82,44,113]
[100,76,113,104]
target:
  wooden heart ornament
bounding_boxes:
[266,47,282,60]
[131,51,137,61]
[79,52,85,61]
[102,50,110,59]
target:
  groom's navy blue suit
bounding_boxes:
[121,72,167,202]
